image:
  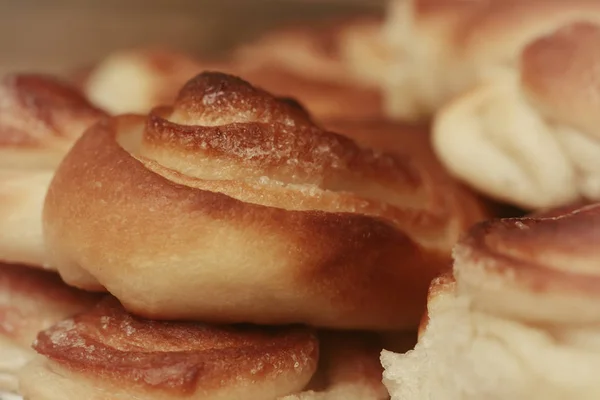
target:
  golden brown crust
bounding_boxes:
[0,74,106,268]
[0,263,99,392]
[454,203,600,324]
[0,264,100,345]
[31,297,318,398]
[0,74,106,168]
[521,22,600,137]
[44,72,488,330]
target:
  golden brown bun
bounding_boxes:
[19,297,318,400]
[382,0,600,120]
[43,72,488,330]
[0,74,106,268]
[82,48,232,115]
[0,263,99,392]
[382,203,600,399]
[82,19,388,121]
[433,21,600,210]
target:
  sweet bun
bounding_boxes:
[381,0,600,120]
[83,48,232,115]
[43,72,488,330]
[82,19,388,121]
[0,74,106,267]
[433,22,600,210]
[19,297,318,400]
[226,18,387,121]
[382,203,600,400]
[0,263,99,392]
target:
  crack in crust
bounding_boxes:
[43,72,488,330]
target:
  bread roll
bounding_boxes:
[0,74,106,268]
[382,203,600,400]
[82,19,387,121]
[19,297,318,400]
[433,22,600,209]
[381,0,600,120]
[43,72,488,330]
[83,48,232,115]
[0,263,99,392]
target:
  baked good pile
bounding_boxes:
[2,0,599,399]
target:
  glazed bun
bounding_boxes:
[43,72,487,330]
[381,0,600,120]
[19,297,318,400]
[0,74,106,268]
[433,22,600,209]
[382,203,600,400]
[0,264,99,392]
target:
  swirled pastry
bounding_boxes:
[43,72,488,330]
[19,297,318,400]
[82,19,388,121]
[433,22,600,209]
[0,74,106,268]
[0,263,99,392]
[381,0,600,120]
[381,203,600,400]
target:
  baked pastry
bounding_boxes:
[0,74,106,268]
[0,263,99,392]
[231,17,389,121]
[82,18,388,121]
[433,22,600,210]
[43,72,488,330]
[82,48,232,115]
[325,119,489,228]
[381,203,600,400]
[381,0,600,120]
[19,297,319,400]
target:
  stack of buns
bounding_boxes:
[2,1,600,399]
[0,74,105,393]
[14,71,487,400]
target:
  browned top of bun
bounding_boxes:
[521,22,600,137]
[44,72,487,330]
[0,74,106,168]
[454,203,600,323]
[0,263,100,347]
[34,297,318,395]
